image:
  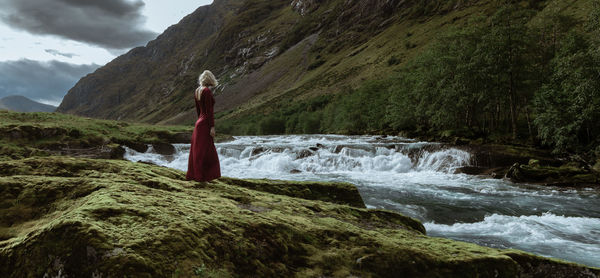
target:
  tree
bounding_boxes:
[534,18,600,153]
[478,5,535,139]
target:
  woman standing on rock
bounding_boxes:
[186,70,221,182]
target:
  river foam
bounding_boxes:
[425,212,600,267]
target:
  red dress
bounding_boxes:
[186,87,221,182]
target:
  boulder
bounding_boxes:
[466,144,560,169]
[152,143,176,156]
[454,166,487,175]
[251,147,266,156]
[122,142,149,153]
[297,149,313,159]
[218,176,366,208]
[505,163,599,187]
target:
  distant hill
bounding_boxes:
[0,95,57,113]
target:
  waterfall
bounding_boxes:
[124,135,472,174]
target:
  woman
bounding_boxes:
[186,70,221,182]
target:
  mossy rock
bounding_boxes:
[1,157,598,277]
[505,163,600,186]
[467,144,560,169]
[218,177,366,208]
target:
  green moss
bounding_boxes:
[506,162,599,186]
[217,177,366,208]
[1,157,598,277]
[0,111,232,160]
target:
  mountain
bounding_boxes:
[55,0,480,123]
[0,95,56,113]
[57,0,592,131]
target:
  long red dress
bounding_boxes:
[186,87,221,182]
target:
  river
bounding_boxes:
[124,135,600,268]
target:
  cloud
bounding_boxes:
[45,49,78,58]
[0,59,99,105]
[0,0,158,49]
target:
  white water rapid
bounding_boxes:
[124,135,600,268]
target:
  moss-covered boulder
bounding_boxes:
[1,157,598,277]
[505,162,600,187]
[466,144,560,169]
[217,177,366,208]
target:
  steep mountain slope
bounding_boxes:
[56,0,481,123]
[0,95,56,112]
[57,0,590,129]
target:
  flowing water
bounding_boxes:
[124,135,600,267]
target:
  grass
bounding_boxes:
[0,110,191,143]
[1,156,598,277]
[0,111,232,159]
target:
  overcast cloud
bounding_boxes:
[45,49,78,58]
[0,0,158,49]
[0,59,99,105]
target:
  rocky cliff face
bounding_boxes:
[57,0,476,124]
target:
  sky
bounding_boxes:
[0,0,213,106]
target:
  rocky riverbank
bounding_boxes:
[1,156,599,277]
[454,144,600,188]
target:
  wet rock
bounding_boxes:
[454,166,486,175]
[271,147,285,153]
[170,132,191,143]
[466,144,560,169]
[316,143,325,149]
[505,162,599,187]
[491,171,504,179]
[110,146,126,159]
[251,147,266,156]
[297,150,313,159]
[453,137,470,146]
[152,143,176,156]
[290,169,302,174]
[124,142,149,153]
[309,147,319,152]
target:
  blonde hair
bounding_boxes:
[196,70,218,100]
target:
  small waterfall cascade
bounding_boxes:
[123,135,600,268]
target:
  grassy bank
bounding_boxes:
[0,111,231,160]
